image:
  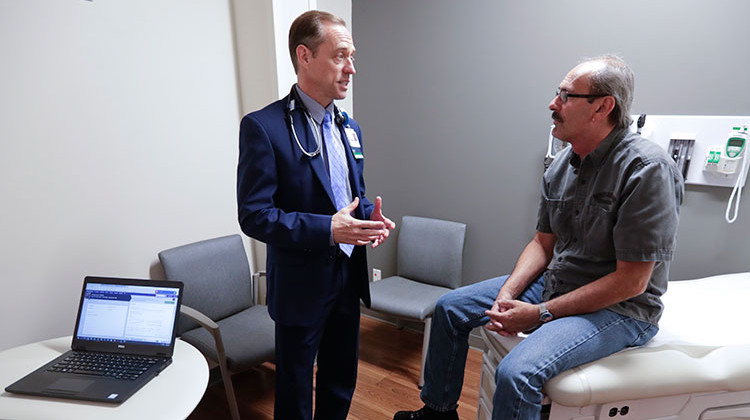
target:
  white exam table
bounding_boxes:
[477,272,750,420]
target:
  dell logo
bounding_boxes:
[118,344,125,349]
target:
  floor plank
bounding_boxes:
[188,316,481,419]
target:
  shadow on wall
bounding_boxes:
[150,261,166,280]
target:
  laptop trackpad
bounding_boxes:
[46,378,95,394]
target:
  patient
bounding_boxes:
[393,55,684,420]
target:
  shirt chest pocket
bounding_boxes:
[545,198,574,240]
[581,192,617,258]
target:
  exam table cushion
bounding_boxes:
[487,272,750,407]
[545,343,750,407]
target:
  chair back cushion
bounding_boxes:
[397,216,466,289]
[159,234,253,335]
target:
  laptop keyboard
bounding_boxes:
[47,352,160,380]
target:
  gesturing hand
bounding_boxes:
[332,197,387,246]
[369,196,396,248]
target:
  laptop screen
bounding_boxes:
[75,281,181,347]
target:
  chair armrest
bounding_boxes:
[179,304,231,373]
[180,304,229,362]
[180,304,219,331]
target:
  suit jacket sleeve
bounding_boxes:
[237,112,332,250]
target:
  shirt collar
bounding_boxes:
[569,127,629,169]
[294,84,335,125]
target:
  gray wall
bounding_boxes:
[353,0,750,286]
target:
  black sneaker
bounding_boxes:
[393,405,459,420]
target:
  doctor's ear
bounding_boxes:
[296,44,312,67]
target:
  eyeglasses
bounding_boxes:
[555,88,608,103]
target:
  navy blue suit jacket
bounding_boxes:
[237,94,373,327]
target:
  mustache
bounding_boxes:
[552,112,563,123]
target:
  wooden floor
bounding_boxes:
[188,316,482,420]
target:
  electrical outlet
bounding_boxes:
[372,268,382,282]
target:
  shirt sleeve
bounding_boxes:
[536,174,553,234]
[613,158,683,261]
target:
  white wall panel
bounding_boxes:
[0,0,243,350]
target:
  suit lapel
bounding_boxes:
[293,108,337,207]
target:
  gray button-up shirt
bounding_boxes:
[537,127,684,325]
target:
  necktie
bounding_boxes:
[323,111,354,257]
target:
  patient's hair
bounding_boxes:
[582,54,635,129]
[288,10,347,74]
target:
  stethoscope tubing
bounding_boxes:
[286,85,349,159]
[288,105,322,157]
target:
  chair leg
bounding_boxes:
[419,317,431,388]
[209,326,241,419]
[219,360,241,420]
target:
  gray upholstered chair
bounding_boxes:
[158,234,274,420]
[368,216,466,387]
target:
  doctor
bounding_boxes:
[237,10,395,420]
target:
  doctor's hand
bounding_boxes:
[485,299,538,337]
[369,196,396,248]
[332,197,387,246]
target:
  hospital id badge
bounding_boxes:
[345,128,364,159]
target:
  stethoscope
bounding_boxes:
[285,85,350,158]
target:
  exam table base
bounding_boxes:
[549,389,750,420]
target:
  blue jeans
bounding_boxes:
[419,274,658,420]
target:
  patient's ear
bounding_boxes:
[596,96,616,118]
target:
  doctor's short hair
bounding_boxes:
[289,10,347,74]
[582,54,635,129]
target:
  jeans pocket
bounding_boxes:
[630,320,658,347]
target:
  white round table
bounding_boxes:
[0,337,208,420]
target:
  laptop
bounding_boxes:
[5,276,183,404]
